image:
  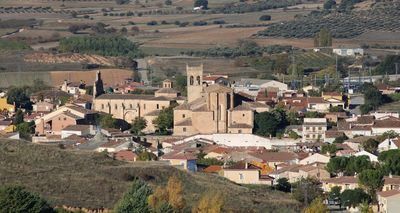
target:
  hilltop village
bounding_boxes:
[1,60,400,211]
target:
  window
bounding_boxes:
[130,104,133,109]
[115,104,118,110]
[345,184,350,189]
[189,76,194,85]
[143,104,146,110]
[238,130,242,133]
[306,127,309,130]
[242,114,245,117]
[101,104,104,109]
[182,114,186,118]
[156,104,159,109]
[183,127,186,132]
[318,127,322,130]
[58,117,61,121]
[239,173,244,180]
[196,76,201,85]
[63,117,66,121]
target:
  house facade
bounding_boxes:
[302,118,327,142]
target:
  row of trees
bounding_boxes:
[185,40,292,58]
[58,36,143,58]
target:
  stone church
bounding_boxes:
[173,65,260,136]
[92,72,184,133]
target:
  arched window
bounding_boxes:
[189,76,194,85]
[196,76,201,85]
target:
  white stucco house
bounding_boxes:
[299,153,330,165]
[378,138,400,152]
[354,150,378,162]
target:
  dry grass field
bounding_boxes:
[0,140,301,211]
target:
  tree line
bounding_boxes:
[58,36,143,59]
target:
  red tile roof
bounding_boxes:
[322,176,358,184]
[115,150,137,162]
[377,190,400,198]
[203,165,222,173]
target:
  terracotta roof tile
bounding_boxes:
[203,165,222,173]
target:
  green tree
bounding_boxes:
[361,83,386,111]
[0,185,53,213]
[14,109,24,125]
[359,200,373,213]
[323,0,336,10]
[333,135,348,144]
[346,156,373,175]
[340,188,370,208]
[16,121,35,140]
[314,28,332,47]
[303,197,328,213]
[361,139,379,154]
[275,178,291,192]
[131,117,147,136]
[259,15,271,21]
[326,156,349,175]
[114,178,152,213]
[358,169,384,200]
[321,144,338,155]
[98,114,117,129]
[286,111,301,125]
[378,150,400,175]
[153,105,175,135]
[7,87,31,109]
[254,111,280,136]
[328,186,341,201]
[194,0,208,9]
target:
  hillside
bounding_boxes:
[0,140,300,212]
[257,2,400,39]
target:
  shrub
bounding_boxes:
[147,20,158,25]
[259,14,271,21]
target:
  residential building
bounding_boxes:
[162,151,198,172]
[33,101,54,113]
[114,150,138,162]
[202,74,229,86]
[383,175,400,191]
[354,150,378,162]
[0,98,15,113]
[377,190,400,213]
[34,104,97,135]
[379,137,400,152]
[302,118,327,142]
[60,80,86,95]
[222,161,274,185]
[60,125,94,139]
[332,48,364,56]
[270,163,329,183]
[322,92,343,101]
[299,153,330,165]
[322,176,359,192]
